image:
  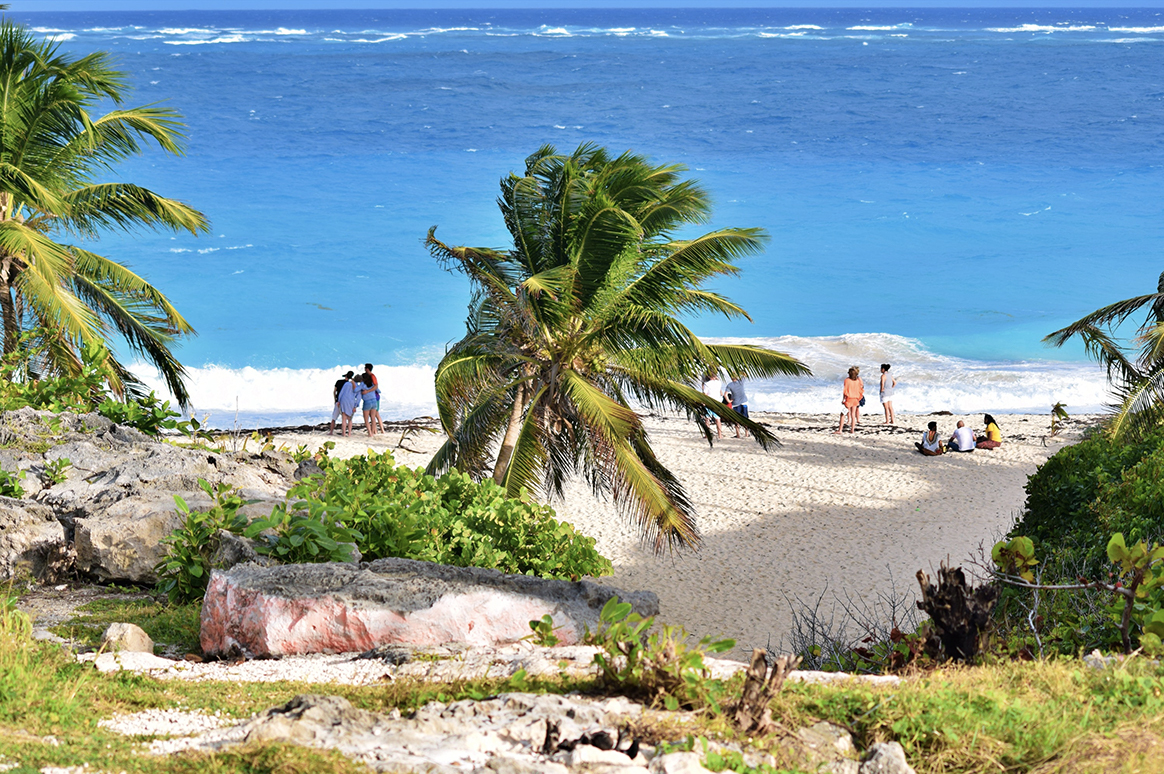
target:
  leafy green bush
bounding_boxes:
[586,596,735,712]
[155,480,252,604]
[244,498,361,564]
[0,469,25,499]
[292,451,612,580]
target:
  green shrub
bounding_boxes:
[0,468,25,499]
[155,481,252,604]
[293,451,612,580]
[244,498,361,564]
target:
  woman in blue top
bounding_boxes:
[359,373,382,437]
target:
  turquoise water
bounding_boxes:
[15,8,1164,424]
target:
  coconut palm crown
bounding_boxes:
[0,22,208,406]
[426,143,810,551]
[1045,270,1164,440]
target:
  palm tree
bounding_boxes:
[0,21,208,406]
[1045,270,1164,440]
[426,143,810,551]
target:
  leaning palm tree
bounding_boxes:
[1045,270,1164,440]
[0,21,208,406]
[426,143,810,551]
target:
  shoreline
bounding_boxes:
[259,410,1101,661]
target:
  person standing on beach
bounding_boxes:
[725,373,750,438]
[701,372,724,440]
[363,363,384,434]
[358,373,381,437]
[329,370,355,435]
[879,363,897,425]
[336,376,360,437]
[835,366,864,435]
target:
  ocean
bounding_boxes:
[14,7,1164,427]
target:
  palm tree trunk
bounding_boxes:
[0,265,17,357]
[492,382,525,486]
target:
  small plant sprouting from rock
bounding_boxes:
[0,469,25,499]
[42,458,71,487]
[585,596,735,713]
[524,615,562,647]
[155,480,254,604]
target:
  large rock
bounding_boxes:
[200,558,660,658]
[0,496,64,580]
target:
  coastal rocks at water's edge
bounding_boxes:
[200,558,660,658]
[0,408,294,583]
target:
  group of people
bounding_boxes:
[916,415,1002,456]
[699,371,751,440]
[835,363,897,434]
[329,364,383,437]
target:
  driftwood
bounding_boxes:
[730,648,801,734]
[916,564,999,662]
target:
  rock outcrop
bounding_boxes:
[0,408,295,583]
[200,558,661,658]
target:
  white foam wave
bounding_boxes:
[351,35,407,43]
[784,25,823,30]
[848,25,903,31]
[537,27,572,36]
[273,28,307,35]
[157,27,217,35]
[133,363,437,429]
[705,333,1110,415]
[165,35,248,46]
[987,24,1095,33]
[32,27,67,33]
[45,33,76,41]
[1108,26,1164,33]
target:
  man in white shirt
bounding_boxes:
[948,420,977,452]
[701,373,723,440]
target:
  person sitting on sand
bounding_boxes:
[948,420,976,452]
[915,421,944,456]
[329,370,355,435]
[336,376,360,437]
[835,366,864,435]
[879,363,897,425]
[976,414,1002,449]
[358,373,381,438]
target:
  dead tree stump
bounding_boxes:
[730,648,801,734]
[916,563,999,662]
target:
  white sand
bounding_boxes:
[270,412,1097,661]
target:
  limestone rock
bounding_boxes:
[797,721,856,759]
[649,752,715,774]
[101,622,154,653]
[0,496,65,581]
[859,742,916,774]
[200,558,660,658]
[93,651,178,673]
[74,494,192,583]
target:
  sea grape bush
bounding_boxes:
[155,480,253,604]
[291,451,612,580]
[244,498,361,565]
[0,469,24,499]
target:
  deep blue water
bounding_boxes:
[11,8,1164,423]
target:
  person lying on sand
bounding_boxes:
[948,420,976,452]
[915,421,945,456]
[976,413,1002,449]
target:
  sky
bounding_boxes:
[18,0,1164,10]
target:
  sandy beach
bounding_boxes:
[270,411,1098,661]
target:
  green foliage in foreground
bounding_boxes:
[293,450,612,580]
[0,333,210,439]
[156,450,612,603]
[9,588,1164,773]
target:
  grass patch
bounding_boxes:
[50,596,201,654]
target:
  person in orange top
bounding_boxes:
[835,366,864,435]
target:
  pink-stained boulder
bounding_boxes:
[200,558,659,658]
